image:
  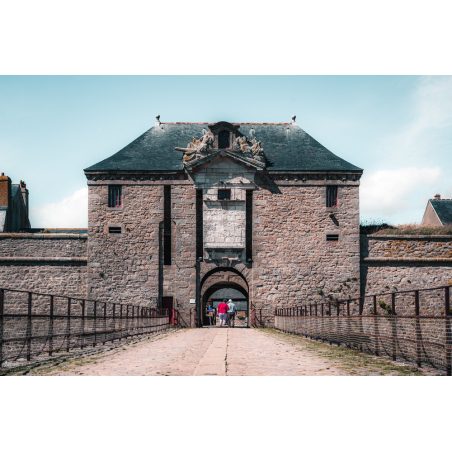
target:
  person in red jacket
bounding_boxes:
[217,299,229,327]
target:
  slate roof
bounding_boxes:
[11,185,19,198]
[85,122,362,173]
[430,200,452,225]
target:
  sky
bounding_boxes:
[1,75,452,228]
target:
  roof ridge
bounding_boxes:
[162,122,292,125]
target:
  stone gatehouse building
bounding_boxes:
[83,115,362,325]
[2,115,452,327]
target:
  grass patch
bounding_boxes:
[364,223,452,236]
[260,328,433,376]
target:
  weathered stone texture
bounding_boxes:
[252,182,361,312]
[360,235,452,316]
[0,234,87,258]
[87,182,163,306]
[87,181,197,322]
[0,234,87,298]
[362,235,452,259]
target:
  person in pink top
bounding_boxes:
[217,299,229,327]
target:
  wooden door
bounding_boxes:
[162,297,173,323]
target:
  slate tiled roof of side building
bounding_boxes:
[430,200,452,225]
[85,121,362,173]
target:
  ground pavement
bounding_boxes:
[4,326,440,376]
[55,327,347,376]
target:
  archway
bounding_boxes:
[200,267,249,327]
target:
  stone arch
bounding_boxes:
[200,266,249,327]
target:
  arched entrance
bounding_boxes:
[200,267,249,327]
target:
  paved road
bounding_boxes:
[58,327,346,376]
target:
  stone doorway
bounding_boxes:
[202,284,249,327]
[200,267,249,328]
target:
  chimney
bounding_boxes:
[434,194,441,200]
[0,172,11,207]
[20,180,29,218]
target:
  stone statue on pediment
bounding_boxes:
[233,136,265,162]
[175,131,215,163]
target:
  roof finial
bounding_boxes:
[155,114,161,127]
[292,114,296,124]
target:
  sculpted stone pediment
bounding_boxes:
[175,121,266,169]
[185,149,265,172]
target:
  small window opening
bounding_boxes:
[218,131,230,149]
[109,186,122,208]
[218,189,231,200]
[109,227,122,234]
[326,186,338,207]
[326,234,339,242]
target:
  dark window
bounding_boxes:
[109,227,121,234]
[218,189,231,200]
[109,186,122,208]
[326,186,338,207]
[218,130,230,149]
[196,189,203,259]
[164,185,171,265]
[246,190,253,265]
[326,234,339,242]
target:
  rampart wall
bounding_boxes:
[0,234,87,298]
[360,235,452,295]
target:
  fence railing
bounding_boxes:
[274,285,452,375]
[251,309,274,328]
[0,287,170,367]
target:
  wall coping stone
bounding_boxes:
[362,257,452,263]
[365,235,452,240]
[0,233,87,240]
[0,257,87,263]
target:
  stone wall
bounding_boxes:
[87,173,362,325]
[0,233,87,298]
[361,235,452,293]
[87,180,197,323]
[360,234,452,316]
[251,181,361,312]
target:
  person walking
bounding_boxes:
[217,299,229,327]
[207,301,215,326]
[227,298,237,327]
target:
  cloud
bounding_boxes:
[29,187,88,228]
[360,167,442,221]
[382,76,452,165]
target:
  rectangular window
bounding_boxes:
[164,185,171,265]
[196,189,203,259]
[108,186,122,208]
[326,186,338,207]
[109,227,121,234]
[218,189,231,200]
[326,234,339,242]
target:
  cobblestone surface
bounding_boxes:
[3,327,441,376]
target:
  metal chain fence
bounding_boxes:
[0,287,171,367]
[274,285,452,375]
